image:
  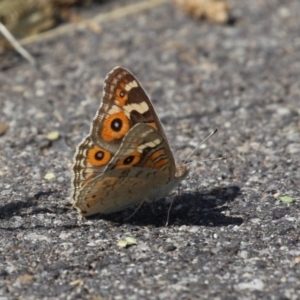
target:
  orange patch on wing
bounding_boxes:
[151,149,165,160]
[148,122,158,130]
[115,150,141,169]
[144,149,165,168]
[87,145,111,167]
[115,84,129,106]
[101,111,130,141]
[154,158,169,169]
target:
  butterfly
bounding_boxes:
[71,67,190,218]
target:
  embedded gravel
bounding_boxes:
[0,0,299,299]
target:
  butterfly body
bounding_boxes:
[71,67,189,217]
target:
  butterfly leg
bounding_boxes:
[165,196,175,226]
[124,197,147,221]
[165,185,181,226]
[76,212,84,226]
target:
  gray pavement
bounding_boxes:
[0,0,299,299]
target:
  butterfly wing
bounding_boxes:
[73,124,179,216]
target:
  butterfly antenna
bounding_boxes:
[184,129,218,164]
[185,156,227,166]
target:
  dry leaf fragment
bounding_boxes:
[280,195,294,203]
[0,0,97,50]
[70,279,84,286]
[17,274,35,284]
[44,172,55,180]
[46,131,60,141]
[0,123,9,136]
[175,0,229,24]
[294,257,300,263]
[117,237,137,248]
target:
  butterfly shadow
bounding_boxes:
[98,185,243,227]
[0,190,83,231]
[0,191,55,220]
[0,190,71,220]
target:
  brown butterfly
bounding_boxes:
[71,67,190,218]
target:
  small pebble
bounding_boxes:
[164,243,177,252]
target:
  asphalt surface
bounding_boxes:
[0,0,299,299]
